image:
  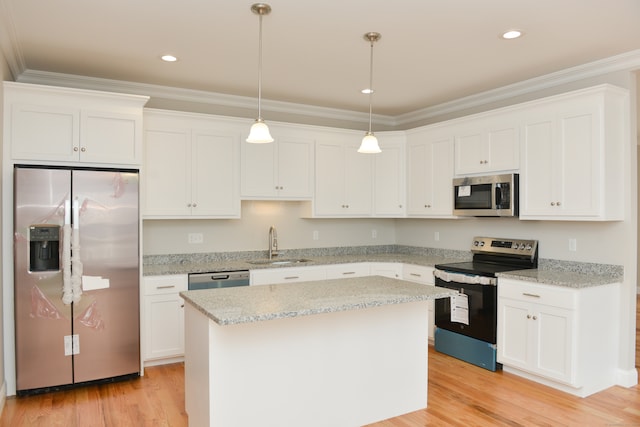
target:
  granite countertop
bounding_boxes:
[143,253,463,276]
[497,268,622,288]
[180,276,457,326]
[144,246,623,289]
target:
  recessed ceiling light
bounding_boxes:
[161,55,178,62]
[501,30,523,40]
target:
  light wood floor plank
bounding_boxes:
[1,299,638,426]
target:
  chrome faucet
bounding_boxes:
[268,226,279,259]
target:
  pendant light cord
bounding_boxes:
[367,38,374,134]
[257,12,264,121]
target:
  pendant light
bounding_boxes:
[247,3,274,143]
[358,32,382,154]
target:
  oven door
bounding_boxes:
[435,274,497,344]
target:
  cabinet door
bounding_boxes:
[344,147,373,215]
[454,130,484,174]
[533,304,575,384]
[314,142,347,215]
[145,293,185,360]
[520,115,557,216]
[241,142,277,197]
[277,138,313,198]
[497,298,532,369]
[454,120,519,175]
[191,131,240,217]
[374,140,405,216]
[81,110,141,165]
[407,136,454,217]
[144,129,191,217]
[521,103,602,219]
[11,104,80,161]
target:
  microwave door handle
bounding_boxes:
[495,184,502,207]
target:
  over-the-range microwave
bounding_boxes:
[453,173,519,217]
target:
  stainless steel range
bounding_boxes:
[433,236,538,371]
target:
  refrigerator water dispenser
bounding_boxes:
[28,225,60,272]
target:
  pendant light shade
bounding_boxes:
[358,32,381,154]
[247,3,274,144]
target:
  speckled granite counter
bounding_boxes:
[145,245,623,289]
[497,269,622,288]
[143,252,466,276]
[181,275,456,326]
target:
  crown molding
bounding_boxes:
[395,49,640,126]
[16,69,397,127]
[12,49,640,130]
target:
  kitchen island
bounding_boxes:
[180,276,456,427]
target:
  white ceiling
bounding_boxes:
[2,0,640,120]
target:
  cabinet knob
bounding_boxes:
[550,202,555,206]
[532,316,537,320]
[527,314,532,319]
[192,203,197,208]
[73,147,79,152]
[556,202,561,206]
[80,147,86,152]
[399,204,403,208]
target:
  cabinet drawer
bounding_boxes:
[402,264,435,285]
[250,267,327,286]
[325,263,371,279]
[499,279,576,310]
[144,274,188,296]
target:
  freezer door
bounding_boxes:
[14,167,73,391]
[71,169,140,383]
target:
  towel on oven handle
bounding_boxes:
[433,269,496,286]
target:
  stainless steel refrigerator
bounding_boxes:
[14,165,140,394]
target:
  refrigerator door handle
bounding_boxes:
[73,198,80,229]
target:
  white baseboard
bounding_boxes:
[616,367,639,388]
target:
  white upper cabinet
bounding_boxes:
[5,82,148,166]
[241,126,314,200]
[373,135,406,217]
[454,114,520,175]
[406,127,455,217]
[143,110,241,219]
[313,135,373,217]
[519,85,628,220]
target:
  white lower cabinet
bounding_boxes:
[369,262,402,279]
[402,265,436,341]
[325,263,371,279]
[143,275,188,364]
[250,266,327,286]
[497,278,620,397]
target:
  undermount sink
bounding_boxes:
[247,258,312,265]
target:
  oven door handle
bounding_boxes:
[434,269,497,286]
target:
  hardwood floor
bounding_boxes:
[1,344,638,427]
[0,296,637,426]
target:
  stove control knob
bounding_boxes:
[479,241,485,247]
[519,243,525,250]
[473,240,479,246]
[525,244,532,251]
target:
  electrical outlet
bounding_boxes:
[313,230,319,240]
[434,231,440,241]
[188,233,203,244]
[372,229,377,239]
[569,238,577,252]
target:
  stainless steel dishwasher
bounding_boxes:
[188,270,250,290]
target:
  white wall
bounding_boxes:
[0,43,10,412]
[143,201,397,255]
